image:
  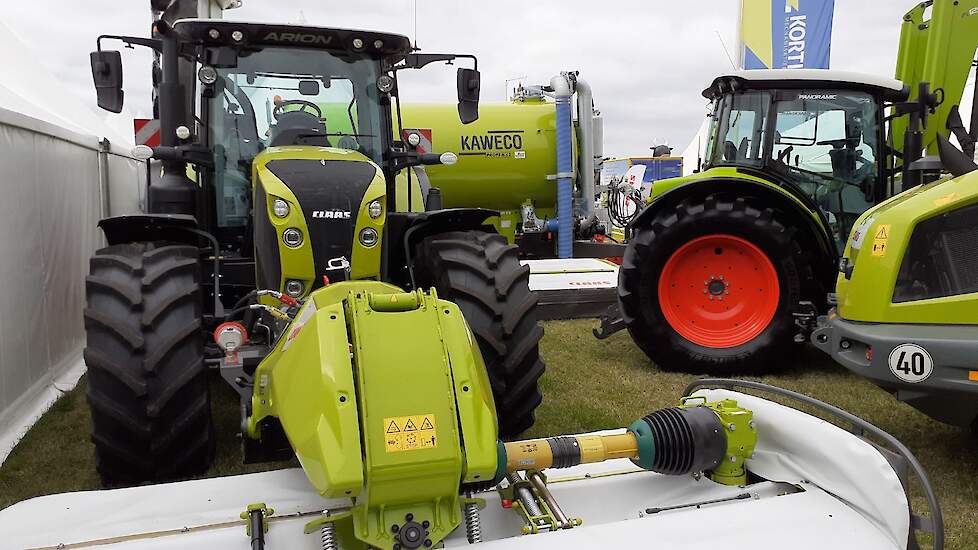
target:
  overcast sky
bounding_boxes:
[2,0,913,156]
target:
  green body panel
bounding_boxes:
[393,168,428,213]
[647,166,826,230]
[683,398,756,486]
[836,170,978,324]
[399,101,563,210]
[247,281,497,549]
[399,101,567,240]
[252,146,386,296]
[892,0,978,156]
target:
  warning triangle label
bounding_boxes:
[404,419,418,431]
[386,420,400,433]
[420,417,434,430]
[875,225,889,239]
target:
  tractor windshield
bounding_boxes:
[208,46,384,227]
[707,89,882,248]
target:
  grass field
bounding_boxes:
[1,319,976,548]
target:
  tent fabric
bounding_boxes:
[0,17,144,465]
[0,114,142,466]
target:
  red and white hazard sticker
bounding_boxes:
[134,118,161,147]
[402,128,433,153]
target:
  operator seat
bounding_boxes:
[269,110,330,147]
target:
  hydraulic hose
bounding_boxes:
[552,74,574,259]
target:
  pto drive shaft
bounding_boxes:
[494,398,756,486]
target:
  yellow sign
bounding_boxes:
[871,224,891,257]
[384,413,437,453]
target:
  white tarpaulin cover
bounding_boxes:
[0,22,143,465]
[0,390,912,549]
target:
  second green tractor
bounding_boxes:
[614,0,978,372]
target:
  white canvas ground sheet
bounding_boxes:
[0,107,142,465]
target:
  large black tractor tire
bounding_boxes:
[413,231,544,437]
[83,243,214,486]
[619,193,815,373]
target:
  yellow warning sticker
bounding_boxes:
[384,413,437,453]
[871,224,891,257]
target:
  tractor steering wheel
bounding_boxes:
[272,99,322,121]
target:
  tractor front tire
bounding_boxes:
[83,243,214,486]
[414,231,544,437]
[619,193,813,373]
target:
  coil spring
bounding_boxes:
[320,521,338,550]
[507,473,543,517]
[464,500,483,544]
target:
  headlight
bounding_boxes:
[198,65,218,85]
[359,227,379,247]
[272,198,290,218]
[376,74,395,93]
[284,279,305,297]
[282,228,303,248]
[368,200,383,219]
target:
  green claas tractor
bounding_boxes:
[605,0,978,372]
[813,134,978,433]
[85,16,545,485]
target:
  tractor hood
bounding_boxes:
[252,147,387,295]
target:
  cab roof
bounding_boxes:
[703,69,909,102]
[173,19,413,58]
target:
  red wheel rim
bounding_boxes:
[658,234,779,348]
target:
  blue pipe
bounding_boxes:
[555,91,573,258]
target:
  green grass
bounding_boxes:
[2,320,976,548]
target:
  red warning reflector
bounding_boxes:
[133,118,161,147]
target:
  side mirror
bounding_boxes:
[90,51,124,113]
[457,68,480,124]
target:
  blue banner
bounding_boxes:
[742,0,835,70]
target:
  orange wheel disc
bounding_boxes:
[658,234,779,348]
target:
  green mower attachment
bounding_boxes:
[239,281,756,549]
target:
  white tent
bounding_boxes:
[0,21,143,465]
[680,115,712,175]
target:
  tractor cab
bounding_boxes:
[177,21,409,231]
[702,70,908,249]
[90,19,483,300]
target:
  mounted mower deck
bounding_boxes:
[2,381,941,549]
